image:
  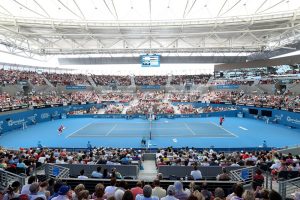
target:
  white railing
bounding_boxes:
[229,166,257,184]
[0,169,26,191]
[44,164,70,179]
[278,177,300,199]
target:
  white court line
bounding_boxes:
[239,126,248,131]
[184,123,196,135]
[210,122,238,138]
[65,122,93,138]
[92,121,212,125]
[113,127,187,130]
[71,134,235,138]
[105,124,118,136]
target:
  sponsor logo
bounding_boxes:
[180,115,189,118]
[286,116,300,124]
[41,113,50,119]
[73,106,84,110]
[27,114,37,122]
[274,114,283,121]
[8,119,25,126]
[242,108,249,112]
[0,121,3,131]
[52,111,60,118]
[63,106,72,112]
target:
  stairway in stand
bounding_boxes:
[138,154,157,181]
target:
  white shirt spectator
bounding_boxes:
[136,195,159,200]
[21,184,31,195]
[270,160,281,170]
[190,167,202,180]
[38,156,46,163]
[105,186,117,197]
[77,175,88,179]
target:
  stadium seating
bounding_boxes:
[158,166,244,180]
[55,164,139,179]
[60,178,238,195]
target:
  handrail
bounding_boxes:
[0,169,26,190]
[229,166,257,184]
[278,177,300,199]
[44,164,70,179]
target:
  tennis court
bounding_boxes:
[67,121,236,138]
[0,117,299,149]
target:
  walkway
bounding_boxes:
[138,160,157,181]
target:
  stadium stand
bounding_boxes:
[0,2,300,200]
[91,75,131,86]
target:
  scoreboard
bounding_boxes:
[140,55,160,67]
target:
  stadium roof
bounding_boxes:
[0,0,300,58]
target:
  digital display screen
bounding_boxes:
[141,55,160,67]
[249,108,258,115]
[261,110,272,117]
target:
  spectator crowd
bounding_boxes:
[170,75,211,85]
[0,69,46,86]
[135,76,167,86]
[0,146,299,200]
[92,75,131,86]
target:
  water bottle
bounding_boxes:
[185,175,188,181]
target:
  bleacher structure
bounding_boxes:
[0,1,300,199]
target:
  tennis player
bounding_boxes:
[219,116,225,126]
[58,124,65,135]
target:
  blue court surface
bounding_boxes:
[0,117,299,149]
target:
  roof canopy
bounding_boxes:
[0,0,299,57]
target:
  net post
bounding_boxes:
[149,113,152,140]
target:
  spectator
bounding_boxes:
[136,185,159,200]
[105,178,117,197]
[130,181,144,199]
[93,183,105,200]
[38,181,51,200]
[268,190,282,200]
[152,179,166,199]
[121,154,133,165]
[270,160,281,178]
[48,181,63,200]
[78,169,88,179]
[52,185,72,200]
[122,191,134,200]
[174,181,189,200]
[214,188,225,200]
[111,168,123,179]
[192,191,205,200]
[216,168,230,181]
[242,190,255,200]
[29,182,47,200]
[17,159,28,170]
[161,186,178,200]
[21,176,37,195]
[78,190,90,200]
[114,180,127,200]
[252,169,264,190]
[103,169,109,179]
[190,165,202,180]
[3,181,21,200]
[227,184,243,200]
[73,184,85,200]
[47,178,55,196]
[91,166,103,178]
[201,182,213,200]
[200,182,212,200]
